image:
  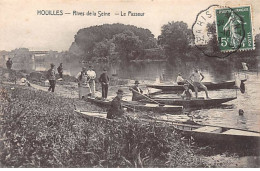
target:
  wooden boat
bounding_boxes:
[85,97,183,113]
[138,97,237,108]
[170,122,260,148]
[146,80,237,91]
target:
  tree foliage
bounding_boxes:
[159,21,192,58]
[70,23,157,60]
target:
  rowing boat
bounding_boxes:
[85,97,183,113]
[138,97,237,108]
[170,122,260,148]
[146,80,237,91]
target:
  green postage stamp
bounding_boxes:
[216,6,254,52]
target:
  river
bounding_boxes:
[28,59,260,132]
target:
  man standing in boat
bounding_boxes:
[181,84,193,100]
[99,67,110,100]
[189,68,209,99]
[76,67,90,99]
[129,80,143,101]
[107,89,125,119]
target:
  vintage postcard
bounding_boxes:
[0,0,260,168]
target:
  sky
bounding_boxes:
[0,0,259,51]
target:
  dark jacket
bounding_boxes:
[6,60,13,68]
[99,72,110,84]
[57,65,63,73]
[107,96,124,119]
[130,85,143,101]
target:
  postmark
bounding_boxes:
[192,5,254,58]
[215,6,254,52]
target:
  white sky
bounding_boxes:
[0,0,259,51]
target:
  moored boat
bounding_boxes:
[147,80,237,91]
[170,122,260,148]
[138,97,237,108]
[85,97,183,113]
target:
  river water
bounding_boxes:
[28,59,260,132]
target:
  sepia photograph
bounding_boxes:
[0,0,260,168]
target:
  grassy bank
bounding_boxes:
[0,83,242,167]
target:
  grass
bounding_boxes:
[0,83,239,168]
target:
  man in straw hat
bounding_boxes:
[180,83,193,100]
[129,80,143,101]
[107,89,125,119]
[47,63,56,92]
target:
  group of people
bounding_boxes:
[76,66,97,99]
[176,68,210,99]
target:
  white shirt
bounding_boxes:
[176,76,185,83]
[87,70,96,79]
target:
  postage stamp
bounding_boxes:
[215,6,254,52]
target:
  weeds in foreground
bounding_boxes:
[0,85,233,167]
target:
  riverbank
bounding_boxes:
[0,68,259,167]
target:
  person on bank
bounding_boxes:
[57,63,63,79]
[107,89,125,119]
[189,68,209,99]
[76,67,90,99]
[87,65,96,97]
[47,63,56,92]
[6,58,13,70]
[99,68,110,100]
[181,84,193,100]
[176,72,186,85]
[129,80,143,101]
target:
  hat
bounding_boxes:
[103,68,107,71]
[82,67,87,70]
[183,83,189,87]
[50,63,55,67]
[134,80,140,84]
[116,89,124,94]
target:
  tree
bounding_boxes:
[113,30,142,61]
[159,21,192,58]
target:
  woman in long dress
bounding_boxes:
[76,67,91,99]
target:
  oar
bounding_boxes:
[129,87,165,106]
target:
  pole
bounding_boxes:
[129,87,165,106]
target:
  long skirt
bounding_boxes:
[79,85,91,99]
[89,80,95,97]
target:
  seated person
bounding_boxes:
[107,89,125,119]
[176,73,185,85]
[181,84,193,100]
[129,80,143,101]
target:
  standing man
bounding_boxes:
[129,80,143,101]
[99,68,110,100]
[57,63,63,79]
[87,65,96,97]
[6,58,13,70]
[107,89,125,119]
[76,67,90,99]
[47,63,56,92]
[189,68,209,99]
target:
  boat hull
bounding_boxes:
[85,98,183,113]
[147,81,236,91]
[139,97,237,108]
